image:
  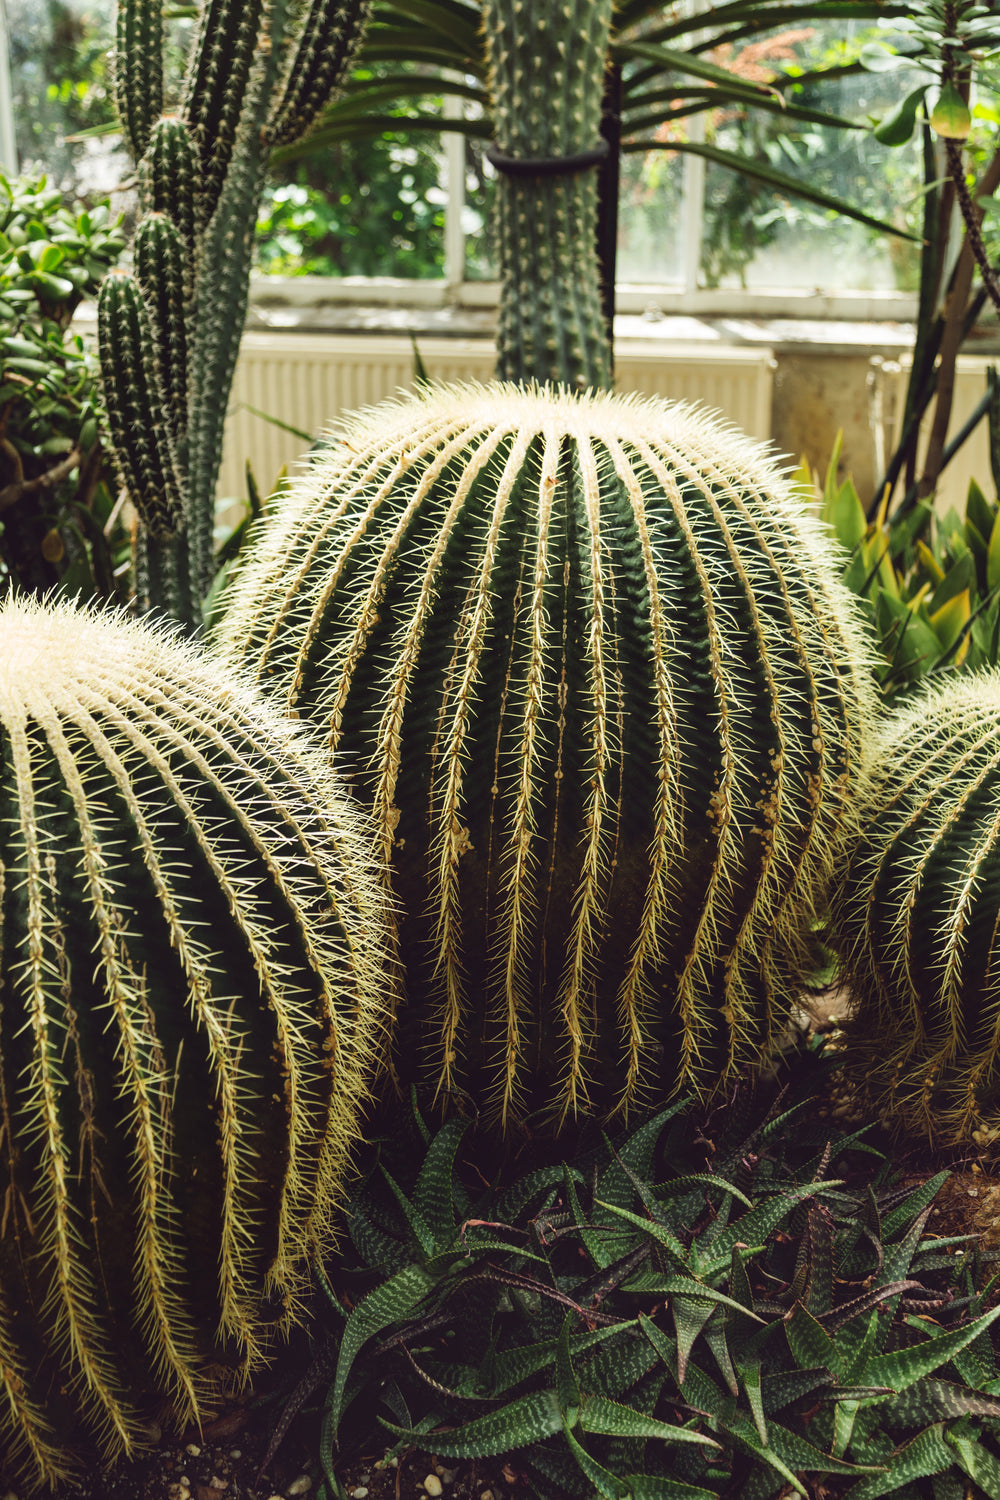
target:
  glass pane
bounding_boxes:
[616,147,684,284]
[698,22,922,292]
[259,131,447,279]
[464,136,497,280]
[9,0,125,199]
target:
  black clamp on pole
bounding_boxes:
[485,139,610,177]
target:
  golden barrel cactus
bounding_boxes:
[835,673,1000,1146]
[0,594,387,1490]
[218,382,876,1129]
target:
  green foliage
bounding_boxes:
[256,130,445,279]
[0,592,389,1492]
[834,669,1000,1146]
[268,1068,1000,1500]
[217,381,877,1132]
[0,174,126,600]
[810,396,1000,696]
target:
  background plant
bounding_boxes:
[259,1062,1000,1500]
[0,173,125,601]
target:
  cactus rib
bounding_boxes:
[113,0,163,162]
[218,382,877,1129]
[0,595,389,1487]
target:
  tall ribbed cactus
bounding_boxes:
[0,594,387,1491]
[834,673,1000,1147]
[100,0,371,627]
[483,0,614,389]
[217,382,877,1130]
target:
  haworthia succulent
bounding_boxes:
[0,594,388,1491]
[217,381,877,1130]
[835,672,1000,1145]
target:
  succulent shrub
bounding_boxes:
[0,175,126,599]
[834,669,1000,1146]
[0,592,388,1492]
[268,1073,1000,1500]
[100,0,371,627]
[217,381,877,1131]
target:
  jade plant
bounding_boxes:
[217,381,877,1131]
[0,592,388,1492]
[267,1080,1000,1500]
[99,0,371,627]
[834,670,1000,1147]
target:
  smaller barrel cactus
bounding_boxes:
[217,381,877,1132]
[835,673,1000,1146]
[0,594,387,1491]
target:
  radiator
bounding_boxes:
[217,332,776,505]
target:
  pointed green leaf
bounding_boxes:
[579,1393,720,1448]
[845,1423,954,1499]
[743,1360,767,1448]
[785,1302,840,1377]
[673,1296,715,1386]
[330,1263,436,1428]
[383,1388,563,1456]
[412,1116,466,1248]
[557,1315,581,1425]
[874,85,926,146]
[865,1304,1000,1393]
[946,1426,1000,1493]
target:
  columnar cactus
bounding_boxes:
[483,0,614,390]
[0,594,387,1491]
[834,673,1000,1146]
[217,382,877,1131]
[100,0,371,627]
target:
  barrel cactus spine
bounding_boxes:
[0,594,388,1491]
[834,672,1000,1146]
[217,381,878,1132]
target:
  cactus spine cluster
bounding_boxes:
[835,673,1000,1146]
[482,0,614,390]
[100,0,371,627]
[218,382,876,1130]
[0,594,387,1491]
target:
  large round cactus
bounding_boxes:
[218,382,876,1129]
[0,594,387,1490]
[834,673,1000,1146]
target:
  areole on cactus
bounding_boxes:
[217,381,878,1131]
[834,672,1000,1146]
[0,594,388,1491]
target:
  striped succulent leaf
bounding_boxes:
[834,673,1000,1146]
[0,594,388,1491]
[217,382,877,1131]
